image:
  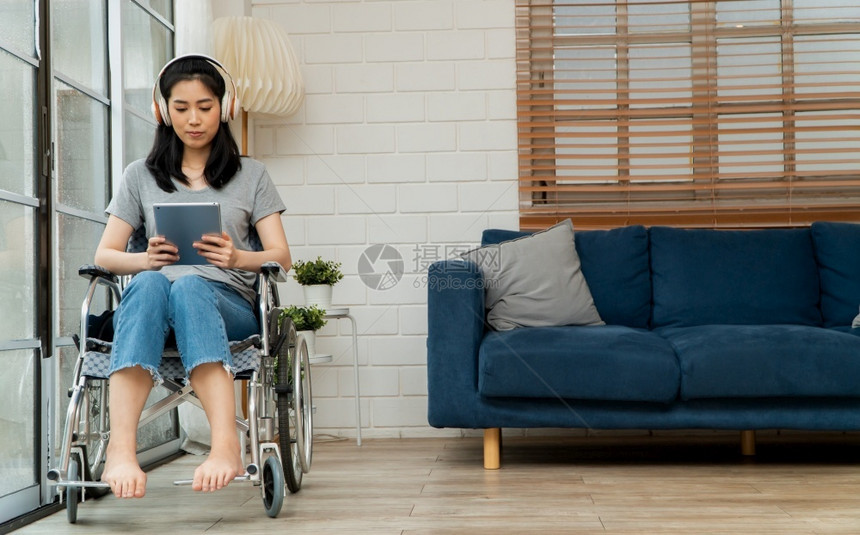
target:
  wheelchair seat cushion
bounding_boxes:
[80,334,263,380]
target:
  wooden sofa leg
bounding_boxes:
[484,428,501,470]
[740,430,756,456]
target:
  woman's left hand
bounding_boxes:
[193,232,240,269]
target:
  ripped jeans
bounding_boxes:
[108,271,259,384]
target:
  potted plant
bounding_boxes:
[291,256,344,310]
[279,304,328,357]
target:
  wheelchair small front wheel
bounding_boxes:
[261,455,284,518]
[66,454,80,524]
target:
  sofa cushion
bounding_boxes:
[650,227,821,328]
[482,225,651,328]
[658,325,860,400]
[463,220,603,331]
[478,325,680,403]
[832,325,860,336]
[811,221,860,327]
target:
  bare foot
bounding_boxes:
[192,447,245,492]
[101,448,147,498]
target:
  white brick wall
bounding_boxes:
[246,0,518,439]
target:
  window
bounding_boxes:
[0,0,42,520]
[516,0,860,229]
[0,0,175,525]
[121,0,173,168]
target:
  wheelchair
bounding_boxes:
[47,228,313,521]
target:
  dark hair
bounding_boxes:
[146,56,241,192]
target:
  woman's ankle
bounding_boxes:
[105,441,138,460]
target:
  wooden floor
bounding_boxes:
[13,433,860,534]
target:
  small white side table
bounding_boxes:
[323,307,362,446]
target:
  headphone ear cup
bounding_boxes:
[231,94,240,121]
[152,91,171,126]
[221,89,238,122]
[221,90,230,123]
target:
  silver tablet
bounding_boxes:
[153,202,222,266]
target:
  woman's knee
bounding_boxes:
[169,275,216,314]
[117,271,170,318]
[125,270,171,297]
[170,274,213,300]
[170,275,209,297]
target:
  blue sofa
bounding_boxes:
[427,222,860,469]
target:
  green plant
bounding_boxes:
[291,256,344,286]
[279,305,328,331]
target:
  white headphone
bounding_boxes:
[151,54,239,126]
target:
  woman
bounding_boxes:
[95,55,291,499]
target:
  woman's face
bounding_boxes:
[167,79,221,151]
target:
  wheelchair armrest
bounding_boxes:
[78,264,118,284]
[260,261,288,283]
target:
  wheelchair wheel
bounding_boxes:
[276,323,302,492]
[261,455,284,518]
[293,335,313,474]
[66,453,80,524]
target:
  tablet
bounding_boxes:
[153,202,222,266]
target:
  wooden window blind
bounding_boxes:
[516,0,860,230]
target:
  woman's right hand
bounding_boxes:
[146,235,179,270]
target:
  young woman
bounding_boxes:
[95,55,291,499]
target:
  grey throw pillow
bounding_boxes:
[461,219,604,331]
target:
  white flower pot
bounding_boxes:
[303,284,333,311]
[298,330,316,357]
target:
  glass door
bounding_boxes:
[49,0,112,512]
[0,0,42,523]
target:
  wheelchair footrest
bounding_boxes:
[172,463,258,486]
[172,472,256,486]
[51,479,110,489]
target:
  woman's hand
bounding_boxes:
[194,232,240,268]
[146,236,179,269]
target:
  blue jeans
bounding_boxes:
[109,271,258,383]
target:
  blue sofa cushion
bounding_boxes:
[658,325,860,400]
[478,325,680,403]
[831,326,860,336]
[811,221,860,327]
[650,227,821,327]
[482,225,651,328]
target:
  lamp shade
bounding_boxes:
[212,16,304,117]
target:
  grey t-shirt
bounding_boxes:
[106,157,286,304]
